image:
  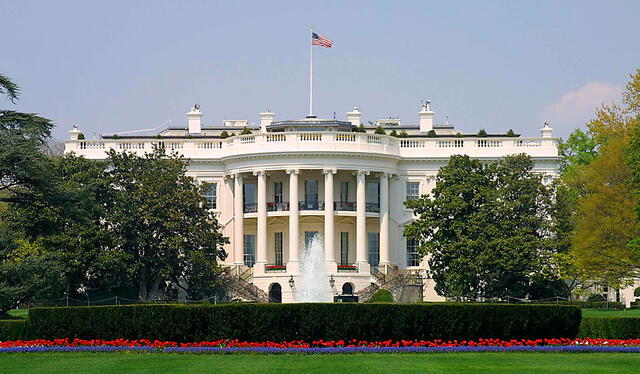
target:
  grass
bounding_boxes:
[0,353,638,374]
[582,308,640,318]
[6,309,29,319]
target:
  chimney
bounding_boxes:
[187,104,203,134]
[259,110,275,133]
[541,122,553,138]
[69,124,83,140]
[419,100,434,133]
[347,107,361,127]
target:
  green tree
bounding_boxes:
[570,68,640,287]
[105,148,228,300]
[374,125,385,135]
[404,154,555,299]
[0,74,19,103]
[572,139,639,286]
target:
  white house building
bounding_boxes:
[65,102,560,303]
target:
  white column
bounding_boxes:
[287,169,300,274]
[323,169,337,271]
[379,172,390,270]
[233,173,244,266]
[255,170,267,274]
[356,170,369,272]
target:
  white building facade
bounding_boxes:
[65,103,560,303]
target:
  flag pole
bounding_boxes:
[309,26,313,118]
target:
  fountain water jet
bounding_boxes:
[295,233,329,302]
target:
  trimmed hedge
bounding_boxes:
[29,303,581,342]
[0,320,33,341]
[578,317,640,339]
[370,289,394,303]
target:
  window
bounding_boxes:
[243,183,256,205]
[244,234,256,267]
[305,180,318,203]
[274,232,283,266]
[340,232,349,265]
[406,238,420,267]
[274,182,283,204]
[204,183,217,210]
[406,182,420,201]
[340,181,349,203]
[366,182,380,205]
[368,232,380,267]
[304,231,319,250]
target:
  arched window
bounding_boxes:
[269,283,282,303]
[342,282,354,295]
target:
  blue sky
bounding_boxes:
[2,0,639,139]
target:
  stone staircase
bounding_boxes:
[357,267,424,303]
[223,266,268,303]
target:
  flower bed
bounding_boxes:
[2,338,640,354]
[337,265,358,271]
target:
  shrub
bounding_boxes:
[0,320,33,341]
[587,293,606,302]
[374,126,386,135]
[426,130,436,138]
[578,317,640,339]
[371,289,394,303]
[240,126,252,135]
[29,303,581,342]
[398,131,409,138]
[506,129,516,137]
[455,132,464,138]
[220,130,230,139]
[389,129,398,137]
[354,124,366,133]
[634,287,640,298]
[477,129,487,137]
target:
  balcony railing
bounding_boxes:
[243,203,257,213]
[365,203,380,213]
[267,202,290,212]
[334,201,356,211]
[299,201,324,210]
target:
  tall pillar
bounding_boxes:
[287,169,300,274]
[379,172,390,270]
[255,170,267,274]
[356,170,369,272]
[323,169,337,272]
[233,173,244,266]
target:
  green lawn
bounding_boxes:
[6,309,28,319]
[582,308,640,318]
[0,353,638,374]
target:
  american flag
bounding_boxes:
[312,32,333,48]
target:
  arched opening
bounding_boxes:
[342,282,354,295]
[269,283,282,303]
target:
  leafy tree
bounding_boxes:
[0,74,19,103]
[398,130,408,138]
[354,124,366,133]
[240,126,252,135]
[477,129,487,137]
[506,129,516,137]
[374,125,385,135]
[105,148,228,300]
[571,138,638,287]
[220,130,230,139]
[404,154,555,299]
[426,130,436,138]
[570,68,640,287]
[389,129,398,137]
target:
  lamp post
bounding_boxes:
[289,275,295,288]
[329,274,335,288]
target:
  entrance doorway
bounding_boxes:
[269,283,282,303]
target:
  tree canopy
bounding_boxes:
[404,154,556,299]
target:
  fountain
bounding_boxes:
[295,233,329,302]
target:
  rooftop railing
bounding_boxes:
[68,131,558,159]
